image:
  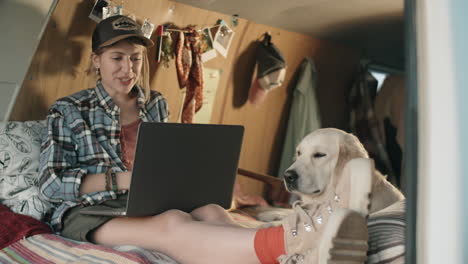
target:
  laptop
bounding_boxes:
[80,122,244,217]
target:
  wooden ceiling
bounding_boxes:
[171,0,405,68]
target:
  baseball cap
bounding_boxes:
[92,15,154,52]
[256,41,286,91]
[248,40,287,105]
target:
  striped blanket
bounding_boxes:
[0,234,177,264]
[0,204,405,264]
[367,199,406,264]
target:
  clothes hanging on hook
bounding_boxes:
[174,27,204,123]
[175,31,192,88]
[277,58,321,178]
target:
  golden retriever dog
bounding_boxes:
[284,128,404,212]
[256,128,404,222]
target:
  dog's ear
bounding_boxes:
[334,133,369,181]
[334,144,350,180]
[344,133,369,159]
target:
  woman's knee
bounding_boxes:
[190,204,229,221]
[151,209,194,233]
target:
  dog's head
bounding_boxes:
[283,128,368,198]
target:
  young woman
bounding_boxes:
[39,15,369,264]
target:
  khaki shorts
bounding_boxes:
[60,194,128,242]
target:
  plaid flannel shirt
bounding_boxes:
[39,80,169,232]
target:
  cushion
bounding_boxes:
[0,120,51,220]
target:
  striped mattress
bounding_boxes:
[0,234,177,264]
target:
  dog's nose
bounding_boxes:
[284,170,298,184]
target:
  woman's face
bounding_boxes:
[92,41,144,97]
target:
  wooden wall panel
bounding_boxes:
[10,0,360,195]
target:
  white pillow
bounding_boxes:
[0,120,51,220]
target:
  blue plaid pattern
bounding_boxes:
[39,80,169,232]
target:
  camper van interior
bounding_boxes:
[0,0,414,263]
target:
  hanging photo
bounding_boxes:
[200,28,217,62]
[89,0,109,23]
[213,23,235,58]
[141,19,155,39]
[102,5,123,20]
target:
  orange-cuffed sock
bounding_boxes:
[254,226,286,264]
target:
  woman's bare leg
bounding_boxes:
[92,209,260,264]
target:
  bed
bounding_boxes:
[0,120,406,264]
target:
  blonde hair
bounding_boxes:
[87,37,151,102]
